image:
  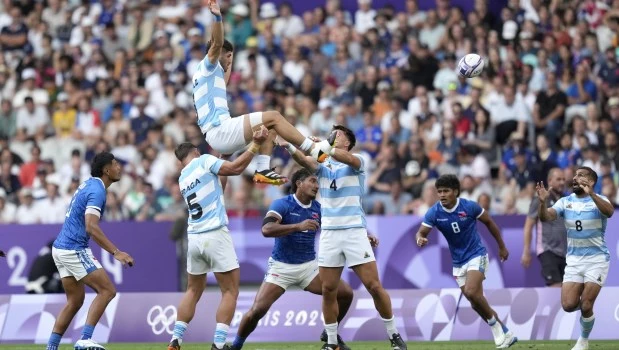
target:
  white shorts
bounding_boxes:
[264,257,319,290]
[453,254,489,287]
[318,227,376,268]
[187,227,240,275]
[205,112,263,155]
[52,247,102,281]
[563,259,610,286]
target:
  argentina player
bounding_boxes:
[193,0,334,186]
[46,152,134,350]
[537,167,615,350]
[231,169,354,350]
[167,127,268,350]
[281,126,407,350]
[415,175,518,349]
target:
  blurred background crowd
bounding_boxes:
[1,0,619,226]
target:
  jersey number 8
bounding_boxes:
[186,193,203,220]
[451,222,460,233]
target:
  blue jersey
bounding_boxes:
[551,193,610,263]
[316,155,366,230]
[179,154,227,234]
[422,198,487,267]
[54,178,107,250]
[192,55,230,134]
[267,194,321,264]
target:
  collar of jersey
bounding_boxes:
[93,177,105,188]
[293,194,312,208]
[440,198,460,213]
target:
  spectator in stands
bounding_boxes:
[533,71,567,143]
[489,85,530,146]
[367,142,401,212]
[19,145,42,187]
[104,191,125,222]
[36,174,66,224]
[0,188,16,223]
[52,92,77,139]
[15,96,49,141]
[356,111,382,159]
[0,99,16,140]
[15,188,39,224]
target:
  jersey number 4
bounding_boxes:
[330,179,337,191]
[186,193,203,220]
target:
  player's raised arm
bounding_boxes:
[85,213,133,266]
[279,139,319,173]
[578,179,615,218]
[217,127,268,175]
[477,210,509,262]
[206,0,224,65]
[536,182,559,222]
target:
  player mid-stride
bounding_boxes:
[167,127,268,350]
[46,152,135,350]
[230,168,355,350]
[415,174,517,349]
[194,0,335,185]
[537,167,614,350]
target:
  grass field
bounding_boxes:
[2,341,619,350]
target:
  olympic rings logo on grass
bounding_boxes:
[147,305,178,335]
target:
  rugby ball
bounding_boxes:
[457,53,484,78]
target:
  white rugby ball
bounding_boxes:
[457,53,485,78]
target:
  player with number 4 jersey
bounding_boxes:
[415,175,517,349]
[537,166,615,350]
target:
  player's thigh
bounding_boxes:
[250,281,286,314]
[453,255,488,288]
[318,229,346,268]
[462,270,485,298]
[351,260,383,292]
[561,282,584,308]
[319,266,344,291]
[61,276,86,305]
[242,112,265,142]
[342,228,375,267]
[186,273,207,295]
[52,247,103,282]
[206,117,247,155]
[81,268,115,296]
[209,228,240,274]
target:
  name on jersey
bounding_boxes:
[181,178,201,196]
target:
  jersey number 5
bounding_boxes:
[186,193,203,220]
[451,222,461,233]
[330,179,337,191]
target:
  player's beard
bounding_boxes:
[573,184,584,195]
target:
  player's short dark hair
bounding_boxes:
[290,168,314,194]
[175,142,197,161]
[577,166,598,185]
[332,125,356,151]
[90,152,115,178]
[435,174,461,197]
[206,39,234,53]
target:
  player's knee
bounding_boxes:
[561,299,579,312]
[67,295,85,310]
[249,303,269,320]
[222,286,239,300]
[365,280,384,298]
[462,285,480,301]
[580,299,594,314]
[99,285,117,302]
[322,283,338,296]
[262,111,283,128]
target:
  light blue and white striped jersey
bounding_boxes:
[316,155,366,230]
[179,154,227,234]
[552,193,611,263]
[192,55,230,134]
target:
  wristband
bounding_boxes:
[286,144,297,154]
[214,15,222,22]
[112,249,119,256]
[248,143,260,154]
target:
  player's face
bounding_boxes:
[572,169,591,194]
[549,172,566,193]
[220,51,232,72]
[106,159,122,182]
[436,187,458,207]
[333,130,350,150]
[299,175,319,199]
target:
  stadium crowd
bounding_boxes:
[1,0,619,225]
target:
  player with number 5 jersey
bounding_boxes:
[168,127,269,350]
[415,175,517,349]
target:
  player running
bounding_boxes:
[194,0,334,185]
[167,127,268,350]
[46,152,134,350]
[536,166,614,350]
[231,169,355,350]
[415,174,517,349]
[282,126,407,350]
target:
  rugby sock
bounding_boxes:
[382,316,398,339]
[172,321,188,343]
[255,155,271,172]
[80,324,95,340]
[501,322,509,333]
[325,322,338,345]
[46,332,62,350]
[580,315,595,339]
[213,323,229,349]
[299,138,313,152]
[487,316,497,326]
[232,335,246,349]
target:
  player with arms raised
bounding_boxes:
[415,175,517,349]
[167,127,268,350]
[46,152,134,350]
[231,169,354,350]
[282,126,407,350]
[536,166,614,350]
[194,0,334,185]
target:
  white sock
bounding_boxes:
[325,322,338,344]
[382,316,398,339]
[487,316,497,326]
[300,138,313,152]
[255,155,271,172]
[213,323,229,349]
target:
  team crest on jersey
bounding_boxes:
[311,213,319,219]
[180,179,201,196]
[566,203,572,209]
[458,211,467,220]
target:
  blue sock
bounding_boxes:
[232,335,246,349]
[81,324,95,340]
[47,332,62,350]
[214,323,229,348]
[501,323,509,333]
[172,321,188,343]
[580,315,595,339]
[487,316,497,326]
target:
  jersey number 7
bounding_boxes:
[186,193,203,220]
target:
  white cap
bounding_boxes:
[20,187,33,196]
[134,96,146,105]
[21,68,36,80]
[188,28,201,37]
[609,97,619,108]
[318,99,333,110]
[46,173,62,187]
[231,3,249,17]
[81,16,94,27]
[377,80,391,91]
[154,30,167,39]
[502,20,518,41]
[260,2,278,19]
[57,92,69,102]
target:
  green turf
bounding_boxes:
[2,341,619,350]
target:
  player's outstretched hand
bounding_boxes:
[367,234,379,248]
[0,250,5,258]
[115,251,134,267]
[252,126,269,145]
[535,182,551,202]
[499,246,509,262]
[297,219,320,232]
[416,235,428,247]
[207,0,221,16]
